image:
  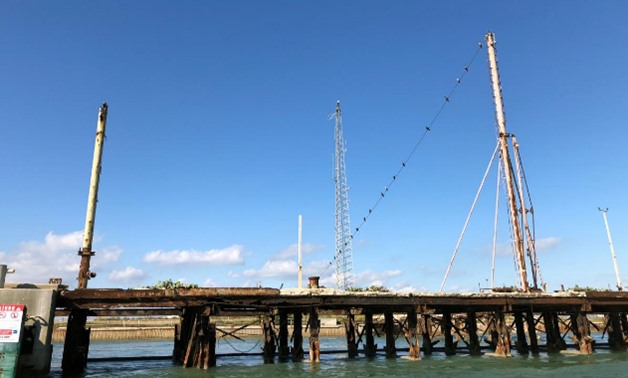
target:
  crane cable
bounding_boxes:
[439,141,500,292]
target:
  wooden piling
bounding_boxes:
[421,314,434,356]
[207,323,216,368]
[180,308,215,369]
[466,311,481,355]
[262,314,276,363]
[570,312,593,354]
[607,312,626,350]
[494,310,511,357]
[384,311,397,358]
[514,311,529,354]
[543,312,566,352]
[443,312,456,356]
[525,309,539,354]
[406,309,420,359]
[174,307,196,364]
[278,311,290,361]
[61,309,91,372]
[364,312,377,357]
[309,308,320,362]
[345,311,358,358]
[292,311,304,361]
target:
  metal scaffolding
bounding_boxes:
[334,101,354,290]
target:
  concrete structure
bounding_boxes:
[0,284,62,377]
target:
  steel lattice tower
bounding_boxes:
[334,101,354,290]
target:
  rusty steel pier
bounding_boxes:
[57,287,628,371]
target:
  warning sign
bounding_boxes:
[0,304,24,343]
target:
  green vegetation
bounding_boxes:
[569,285,610,292]
[346,285,390,293]
[147,279,199,290]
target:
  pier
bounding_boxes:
[56,287,628,371]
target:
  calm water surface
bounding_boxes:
[49,337,628,377]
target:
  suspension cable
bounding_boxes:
[440,141,500,292]
[319,41,485,278]
[352,42,484,237]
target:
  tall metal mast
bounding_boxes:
[298,214,303,289]
[77,102,108,289]
[599,208,623,291]
[334,100,354,290]
[486,33,530,292]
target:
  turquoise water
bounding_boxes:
[49,337,628,377]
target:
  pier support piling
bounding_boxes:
[607,312,626,350]
[262,314,277,363]
[384,311,397,358]
[514,311,529,354]
[406,309,421,359]
[181,308,215,369]
[61,309,91,372]
[443,312,456,356]
[495,310,511,357]
[364,312,377,357]
[466,311,482,355]
[570,312,593,354]
[345,311,358,358]
[526,309,539,354]
[543,312,566,352]
[278,311,290,361]
[421,315,434,356]
[292,311,304,361]
[309,308,320,362]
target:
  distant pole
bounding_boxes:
[486,32,529,292]
[599,208,623,291]
[77,102,108,289]
[298,214,303,289]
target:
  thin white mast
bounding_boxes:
[599,208,623,291]
[298,214,303,289]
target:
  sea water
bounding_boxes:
[49,336,628,377]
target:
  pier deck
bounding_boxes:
[56,288,628,371]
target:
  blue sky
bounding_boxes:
[1,1,626,291]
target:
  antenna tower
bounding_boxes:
[334,101,354,290]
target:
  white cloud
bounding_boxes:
[3,231,83,285]
[352,269,403,288]
[108,267,145,283]
[144,245,245,266]
[536,236,561,252]
[203,278,216,287]
[97,246,122,264]
[243,260,298,279]
[1,231,126,288]
[272,243,322,259]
